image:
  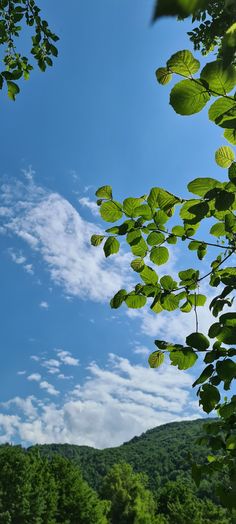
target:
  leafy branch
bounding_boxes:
[91,1,236,512]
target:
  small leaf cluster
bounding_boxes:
[0,0,59,100]
[156,49,236,146]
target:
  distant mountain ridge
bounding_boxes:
[35,418,211,491]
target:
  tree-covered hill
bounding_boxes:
[1,418,233,523]
[36,418,213,492]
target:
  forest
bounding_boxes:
[0,419,233,523]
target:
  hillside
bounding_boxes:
[36,418,213,492]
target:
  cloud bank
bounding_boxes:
[0,353,201,448]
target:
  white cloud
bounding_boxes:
[27,373,41,382]
[133,345,150,356]
[17,370,26,376]
[39,301,49,309]
[56,350,79,367]
[78,196,100,216]
[0,353,202,448]
[30,355,40,362]
[58,373,73,380]
[2,396,37,418]
[8,249,26,265]
[1,174,133,302]
[39,381,59,396]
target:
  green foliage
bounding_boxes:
[0,445,108,524]
[101,463,156,523]
[36,419,233,523]
[0,0,59,100]
[92,0,236,512]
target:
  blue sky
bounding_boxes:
[0,0,230,448]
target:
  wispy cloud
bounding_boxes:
[39,381,59,397]
[1,173,132,303]
[0,353,201,448]
[78,196,99,217]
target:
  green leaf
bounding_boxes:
[187,178,219,197]
[226,435,236,450]
[133,204,152,219]
[95,185,113,199]
[147,231,165,246]
[188,294,207,306]
[140,266,158,285]
[90,234,104,246]
[219,400,236,419]
[100,201,123,222]
[130,258,145,273]
[199,384,220,413]
[186,332,210,351]
[155,340,183,350]
[217,327,236,345]
[167,50,200,76]
[148,351,165,368]
[171,225,185,236]
[192,364,214,387]
[228,162,236,184]
[215,189,235,210]
[154,210,169,226]
[161,293,180,311]
[155,67,172,85]
[123,197,144,217]
[160,275,177,291]
[125,294,147,309]
[224,128,236,145]
[110,289,127,309]
[148,187,180,212]
[7,80,20,101]
[216,359,236,382]
[180,301,192,312]
[188,240,201,251]
[150,246,169,266]
[166,234,177,244]
[197,243,207,260]
[151,298,163,313]
[103,236,120,257]
[170,79,210,115]
[170,348,198,370]
[215,146,235,168]
[131,238,148,257]
[200,61,236,96]
[153,0,202,19]
[208,97,236,127]
[220,311,236,328]
[127,229,141,245]
[178,268,198,282]
[210,222,225,237]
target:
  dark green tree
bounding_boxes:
[49,454,108,524]
[101,462,156,524]
[0,445,31,523]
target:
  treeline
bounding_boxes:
[37,419,217,494]
[0,444,232,524]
